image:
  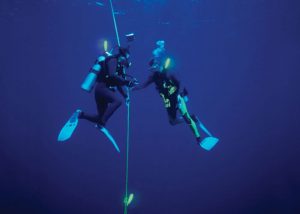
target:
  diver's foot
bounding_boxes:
[95,122,105,129]
[76,109,84,119]
[196,136,202,145]
[70,109,82,123]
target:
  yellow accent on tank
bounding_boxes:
[104,40,108,52]
[164,57,171,69]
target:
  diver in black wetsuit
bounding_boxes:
[133,52,202,144]
[79,47,138,127]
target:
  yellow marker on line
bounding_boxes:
[124,193,134,206]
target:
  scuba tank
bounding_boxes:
[81,40,111,92]
[81,55,106,92]
[81,35,135,92]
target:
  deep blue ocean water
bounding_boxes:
[0,0,299,213]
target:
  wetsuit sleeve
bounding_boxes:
[107,58,130,86]
[132,73,154,91]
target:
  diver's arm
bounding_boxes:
[132,74,154,91]
[117,85,128,99]
[107,58,130,86]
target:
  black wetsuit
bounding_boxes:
[153,71,180,120]
[134,67,201,141]
[81,56,130,126]
[135,69,182,123]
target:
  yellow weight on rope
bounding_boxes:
[124,193,134,206]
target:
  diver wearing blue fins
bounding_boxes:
[133,40,219,150]
[79,46,137,126]
[58,34,138,152]
[58,37,218,151]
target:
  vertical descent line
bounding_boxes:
[109,0,120,46]
[108,1,130,214]
[124,90,130,214]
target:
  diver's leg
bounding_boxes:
[96,100,108,126]
[100,89,122,125]
[78,85,108,125]
[169,115,184,125]
[178,95,201,143]
[79,100,107,124]
[79,112,101,124]
[79,91,120,126]
[167,95,184,125]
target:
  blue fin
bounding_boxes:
[200,137,219,151]
[97,126,120,153]
[58,110,80,142]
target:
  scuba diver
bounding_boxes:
[78,46,137,127]
[133,41,202,145]
[58,35,138,152]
